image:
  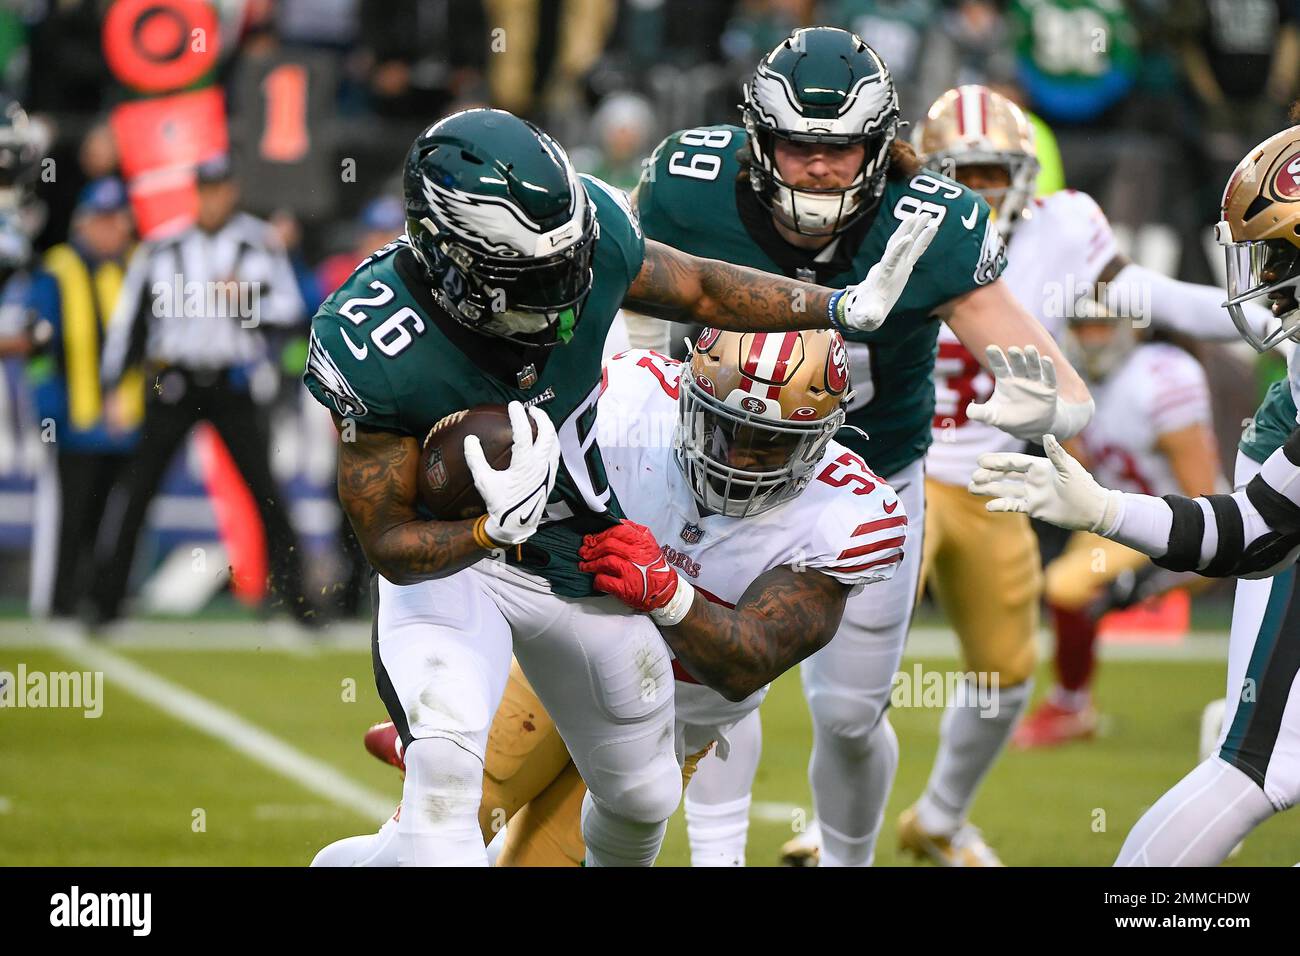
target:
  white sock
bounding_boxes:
[398,736,489,867]
[810,715,898,867]
[684,795,751,867]
[310,812,402,866]
[581,791,668,867]
[917,678,1033,835]
[1116,756,1276,866]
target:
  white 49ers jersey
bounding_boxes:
[596,349,907,733]
[927,189,1119,486]
[1080,342,1212,495]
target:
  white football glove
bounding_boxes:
[464,401,560,546]
[966,344,1091,442]
[968,434,1122,533]
[834,213,940,333]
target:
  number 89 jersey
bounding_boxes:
[636,124,1006,478]
[303,175,645,597]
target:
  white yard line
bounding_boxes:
[45,633,395,823]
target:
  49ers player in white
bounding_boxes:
[893,85,1269,866]
[313,327,908,867]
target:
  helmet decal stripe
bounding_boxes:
[741,332,767,393]
[767,331,800,398]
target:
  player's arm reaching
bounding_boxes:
[336,402,559,586]
[624,212,939,335]
[969,431,1300,580]
[577,520,851,702]
[940,283,1094,441]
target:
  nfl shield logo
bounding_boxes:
[426,448,449,491]
[680,522,704,544]
[517,363,538,389]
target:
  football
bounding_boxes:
[416,404,533,519]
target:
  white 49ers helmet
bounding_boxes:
[677,328,850,518]
[1216,125,1300,351]
[913,85,1039,240]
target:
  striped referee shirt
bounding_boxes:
[100,212,304,386]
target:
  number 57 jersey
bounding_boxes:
[596,348,908,734]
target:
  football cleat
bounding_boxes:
[898,805,1004,867]
[778,819,821,867]
[364,720,405,773]
[1011,698,1099,749]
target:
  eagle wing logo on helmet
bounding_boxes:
[748,63,893,135]
[421,172,574,258]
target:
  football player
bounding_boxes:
[969,119,1300,865]
[302,107,938,867]
[898,85,1264,864]
[312,328,907,867]
[635,27,1095,868]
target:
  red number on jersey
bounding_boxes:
[933,340,991,430]
[817,451,881,495]
[636,351,681,399]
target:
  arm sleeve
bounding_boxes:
[1102,426,1300,578]
[804,493,908,587]
[1107,261,1274,343]
[255,239,308,329]
[100,244,155,388]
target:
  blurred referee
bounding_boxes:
[91,154,315,628]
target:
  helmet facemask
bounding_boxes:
[936,152,1039,241]
[676,374,844,518]
[1217,223,1300,352]
[407,202,596,349]
[743,113,896,237]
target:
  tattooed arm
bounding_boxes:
[663,565,849,702]
[625,239,834,332]
[334,415,488,585]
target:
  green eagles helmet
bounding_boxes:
[403,108,597,347]
[741,27,899,237]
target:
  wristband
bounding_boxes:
[827,289,848,333]
[471,514,499,551]
[650,577,696,627]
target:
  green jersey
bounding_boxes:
[303,176,645,597]
[637,124,1006,477]
[1241,378,1298,466]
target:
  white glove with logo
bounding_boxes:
[966,344,1092,442]
[464,401,560,546]
[968,434,1122,533]
[833,213,941,333]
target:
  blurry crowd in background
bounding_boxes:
[0,0,1296,625]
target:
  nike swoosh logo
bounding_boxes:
[883,499,899,514]
[339,328,368,360]
[961,203,977,229]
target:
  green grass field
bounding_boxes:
[3,616,1299,866]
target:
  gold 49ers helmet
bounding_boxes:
[913,85,1038,240]
[677,328,850,518]
[1216,125,1300,351]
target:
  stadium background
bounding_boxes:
[2,0,1299,865]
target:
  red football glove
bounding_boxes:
[579,520,681,614]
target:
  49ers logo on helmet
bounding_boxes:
[740,396,766,414]
[695,328,722,352]
[826,335,849,393]
[1273,150,1300,200]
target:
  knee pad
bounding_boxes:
[402,736,485,839]
[600,757,683,825]
[807,689,889,752]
